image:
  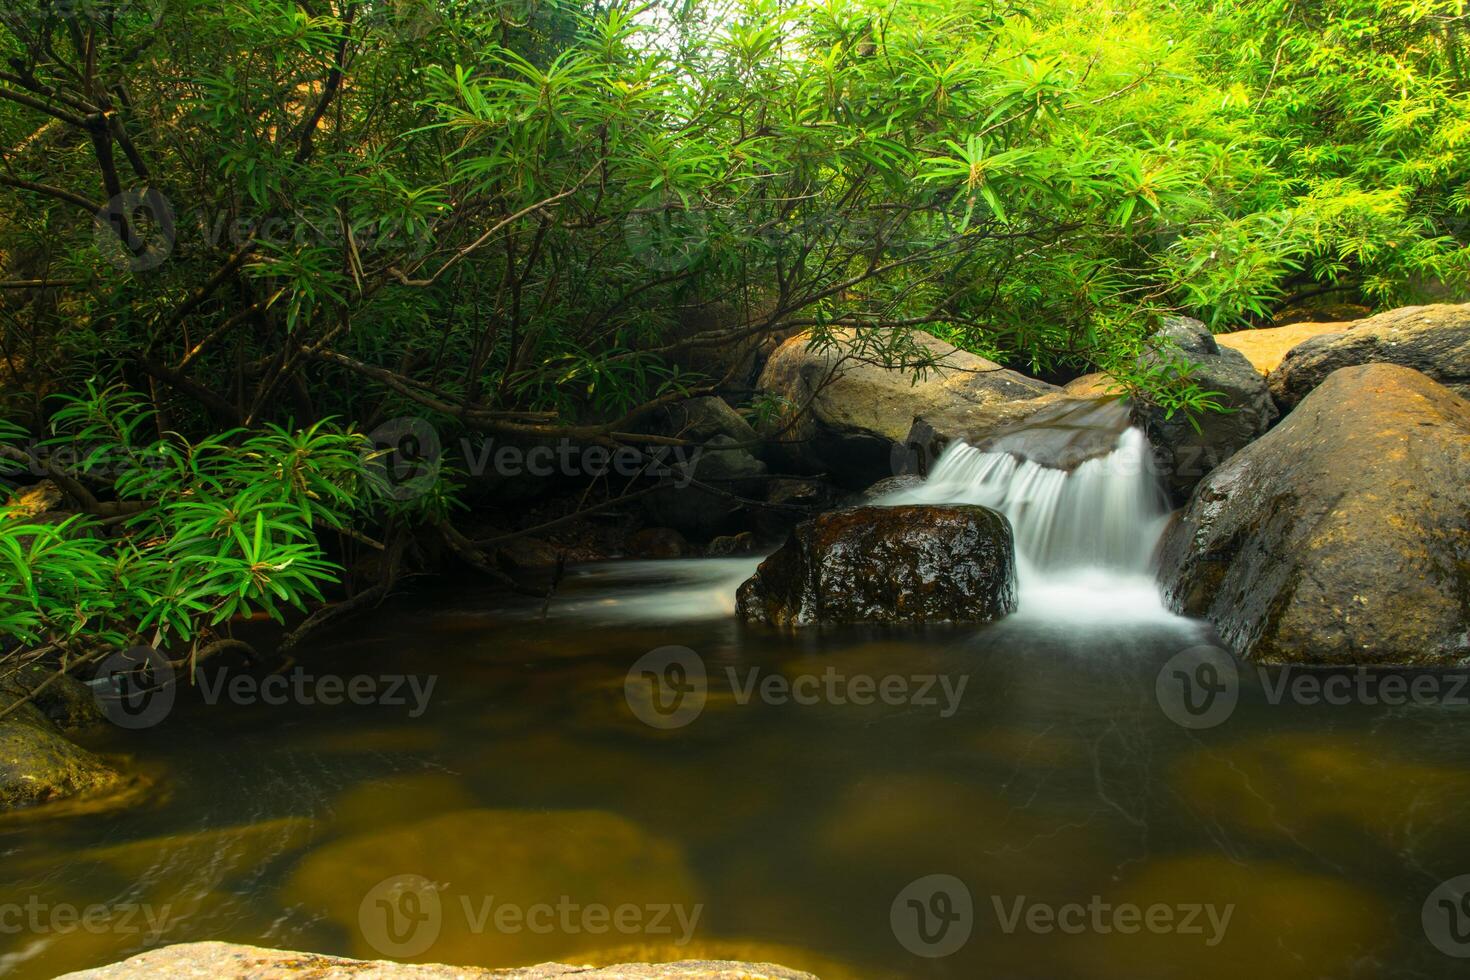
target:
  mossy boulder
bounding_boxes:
[736,504,1016,627]
[1159,363,1470,665]
[0,706,127,812]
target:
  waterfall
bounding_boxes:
[878,399,1179,622]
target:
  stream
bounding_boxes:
[4,410,1470,979]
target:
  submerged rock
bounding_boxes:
[282,808,701,966]
[55,942,820,979]
[1158,363,1470,665]
[1062,854,1388,980]
[1173,731,1470,867]
[736,505,1016,626]
[757,329,1056,486]
[1135,316,1278,503]
[1270,302,1470,410]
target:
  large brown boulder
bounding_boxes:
[1270,303,1470,410]
[1135,317,1278,504]
[737,505,1016,627]
[757,330,1057,486]
[1158,363,1470,665]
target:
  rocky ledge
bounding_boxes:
[56,942,821,980]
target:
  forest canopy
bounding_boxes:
[2,0,1468,666]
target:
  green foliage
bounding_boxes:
[2,0,1469,665]
[0,386,377,655]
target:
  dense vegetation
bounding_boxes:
[2,0,1468,675]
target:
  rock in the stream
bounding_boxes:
[54,942,820,979]
[737,505,1016,627]
[625,526,691,558]
[757,329,1057,486]
[0,667,133,814]
[1269,302,1470,410]
[0,706,127,812]
[1135,316,1278,503]
[706,531,756,556]
[1158,363,1470,665]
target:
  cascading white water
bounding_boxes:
[879,403,1180,623]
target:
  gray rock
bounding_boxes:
[641,434,768,536]
[1158,363,1470,666]
[752,477,842,541]
[737,505,1017,627]
[1135,316,1277,503]
[54,942,821,979]
[757,329,1057,486]
[1270,303,1470,410]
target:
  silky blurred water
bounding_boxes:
[3,561,1470,979]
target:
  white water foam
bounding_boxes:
[879,422,1183,625]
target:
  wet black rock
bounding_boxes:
[737,505,1017,627]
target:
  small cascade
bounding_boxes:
[879,399,1178,622]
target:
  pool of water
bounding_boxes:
[4,558,1470,979]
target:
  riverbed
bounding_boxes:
[4,557,1470,979]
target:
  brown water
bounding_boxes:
[4,558,1470,979]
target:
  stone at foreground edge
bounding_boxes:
[54,942,822,980]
